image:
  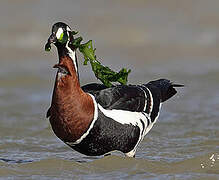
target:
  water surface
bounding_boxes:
[0,0,219,179]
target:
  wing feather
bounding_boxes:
[82,83,146,112]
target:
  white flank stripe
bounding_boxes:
[125,149,136,157]
[153,103,162,123]
[146,87,153,115]
[65,94,98,146]
[138,86,147,111]
[98,104,152,157]
[144,118,153,136]
[98,104,146,126]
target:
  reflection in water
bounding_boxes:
[0,158,33,164]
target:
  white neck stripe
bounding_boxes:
[65,32,78,74]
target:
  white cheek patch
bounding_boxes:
[56,28,64,39]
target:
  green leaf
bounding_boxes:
[72,37,83,48]
[79,40,96,61]
[69,32,131,87]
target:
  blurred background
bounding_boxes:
[0,0,219,179]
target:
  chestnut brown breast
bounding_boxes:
[49,56,95,143]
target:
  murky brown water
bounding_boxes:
[1,0,219,179]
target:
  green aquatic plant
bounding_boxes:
[75,38,131,87]
[71,32,131,87]
[45,30,131,87]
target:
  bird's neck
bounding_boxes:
[57,41,79,78]
[49,47,95,143]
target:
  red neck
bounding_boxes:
[49,55,94,142]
